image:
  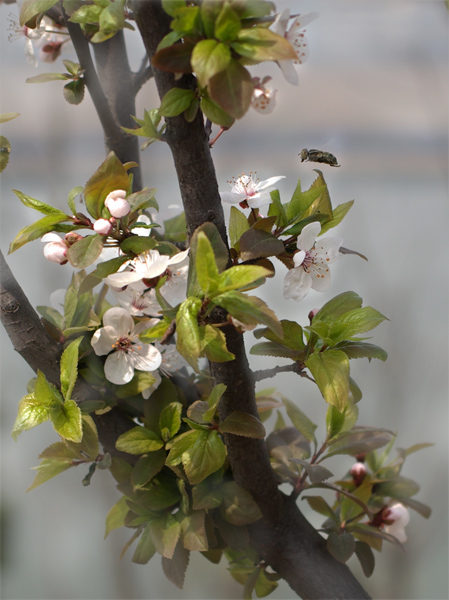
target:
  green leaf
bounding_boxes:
[219,411,265,439]
[209,58,253,120]
[291,459,333,484]
[120,236,156,255]
[151,41,195,74]
[67,185,83,214]
[302,170,333,221]
[306,349,350,411]
[26,72,70,84]
[60,337,83,401]
[304,496,338,521]
[63,79,85,105]
[250,341,301,360]
[161,541,190,589]
[84,151,129,219]
[149,513,182,559]
[254,319,305,351]
[315,291,363,323]
[191,40,231,86]
[166,430,200,467]
[239,228,285,261]
[180,509,208,551]
[231,27,297,61]
[99,0,125,33]
[159,88,196,118]
[11,394,51,440]
[326,404,346,439]
[138,319,171,343]
[116,427,164,455]
[328,307,388,344]
[105,496,129,538]
[283,398,317,443]
[0,135,10,173]
[176,297,202,371]
[50,399,83,442]
[132,523,156,565]
[214,3,241,41]
[229,206,250,248]
[9,213,70,254]
[196,231,220,296]
[187,222,229,297]
[335,341,388,362]
[374,476,420,499]
[78,255,129,294]
[320,200,354,235]
[27,458,75,491]
[217,264,271,294]
[199,96,235,127]
[132,450,167,489]
[221,481,262,525]
[12,191,66,217]
[354,541,375,577]
[182,430,227,484]
[159,402,183,442]
[199,325,235,363]
[127,187,159,212]
[286,179,325,223]
[326,532,355,564]
[0,112,20,123]
[324,427,395,459]
[267,189,288,227]
[19,0,59,26]
[66,234,104,268]
[115,371,157,399]
[212,291,282,337]
[192,476,223,510]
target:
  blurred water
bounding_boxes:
[1,1,448,599]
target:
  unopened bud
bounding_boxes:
[350,461,367,487]
[64,231,83,245]
[105,190,130,218]
[93,218,113,235]
[42,233,68,265]
[308,308,319,323]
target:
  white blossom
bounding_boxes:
[383,502,410,543]
[220,173,285,209]
[283,222,342,302]
[142,344,189,399]
[251,82,277,115]
[41,233,67,264]
[272,9,318,85]
[91,307,161,385]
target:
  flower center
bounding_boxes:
[112,335,134,353]
[143,269,169,289]
[301,248,329,279]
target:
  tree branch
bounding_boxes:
[131,2,371,598]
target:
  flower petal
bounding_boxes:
[283,267,312,302]
[255,175,286,191]
[104,352,134,385]
[310,268,331,292]
[220,191,245,204]
[91,326,118,356]
[131,344,162,372]
[296,222,321,251]
[102,306,134,337]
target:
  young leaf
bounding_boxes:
[291,459,333,484]
[229,205,250,248]
[105,496,129,538]
[63,79,85,105]
[208,58,253,120]
[187,222,229,297]
[219,411,266,439]
[60,337,83,401]
[149,513,182,559]
[159,402,183,442]
[50,400,83,443]
[9,213,70,253]
[161,541,190,590]
[116,427,164,455]
[335,340,388,362]
[212,291,282,337]
[182,430,227,484]
[354,541,375,577]
[326,532,355,564]
[180,509,208,551]
[305,349,350,411]
[11,394,51,440]
[238,228,285,261]
[12,189,67,216]
[159,88,197,117]
[132,522,156,565]
[199,325,235,363]
[66,234,104,268]
[195,231,220,296]
[324,427,395,459]
[26,458,75,491]
[220,481,262,526]
[283,397,317,443]
[84,151,129,219]
[315,291,363,323]
[20,0,59,26]
[231,28,297,62]
[200,96,235,127]
[176,297,202,371]
[214,3,241,41]
[131,450,166,489]
[217,264,271,293]
[328,307,388,344]
[191,39,231,86]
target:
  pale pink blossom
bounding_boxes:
[93,218,113,235]
[383,503,410,543]
[251,79,277,115]
[41,233,67,264]
[105,190,130,218]
[272,9,318,85]
[220,173,285,209]
[283,222,342,302]
[91,307,161,385]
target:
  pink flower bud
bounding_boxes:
[350,462,367,487]
[41,233,67,264]
[308,308,319,323]
[105,190,130,218]
[64,231,83,245]
[93,218,113,235]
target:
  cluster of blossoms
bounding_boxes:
[250,9,317,114]
[220,174,343,302]
[8,13,69,67]
[350,461,410,543]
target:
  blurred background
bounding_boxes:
[1,1,447,598]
